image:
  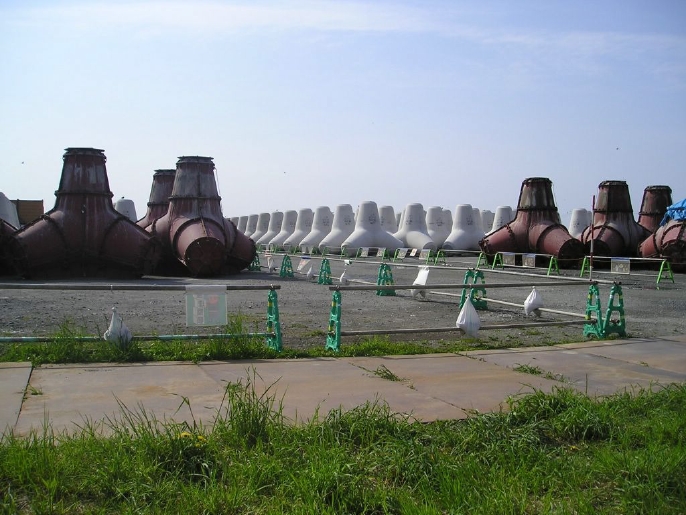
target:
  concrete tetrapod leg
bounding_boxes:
[249,212,271,244]
[256,211,284,247]
[318,204,355,254]
[426,206,450,247]
[393,203,437,251]
[341,201,403,257]
[270,210,298,249]
[237,216,248,233]
[243,214,259,239]
[568,208,590,239]
[443,204,483,252]
[299,206,333,254]
[283,208,314,250]
[489,205,514,234]
[379,205,398,233]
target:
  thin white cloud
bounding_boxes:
[5,0,685,86]
[13,1,438,33]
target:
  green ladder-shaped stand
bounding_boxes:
[326,290,342,351]
[266,289,283,351]
[657,260,675,287]
[459,269,488,310]
[318,258,332,285]
[376,263,396,296]
[248,253,261,271]
[476,252,489,269]
[279,255,294,278]
[584,283,626,339]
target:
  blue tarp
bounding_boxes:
[660,199,686,226]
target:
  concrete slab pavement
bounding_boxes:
[2,337,684,436]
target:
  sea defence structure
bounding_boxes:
[341,201,403,256]
[7,147,161,278]
[581,180,651,257]
[394,203,436,251]
[318,204,355,253]
[479,177,584,265]
[442,204,483,251]
[426,206,450,247]
[148,155,254,277]
[300,206,333,253]
[638,185,672,234]
[283,208,314,249]
[137,169,176,231]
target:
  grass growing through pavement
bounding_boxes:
[1,378,684,514]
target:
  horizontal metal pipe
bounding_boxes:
[0,333,272,343]
[428,291,588,319]
[330,281,596,291]
[338,319,591,336]
[0,283,280,292]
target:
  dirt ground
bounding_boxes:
[0,255,684,350]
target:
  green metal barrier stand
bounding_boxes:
[279,255,294,278]
[326,289,342,351]
[459,269,488,310]
[376,263,396,296]
[584,283,626,339]
[265,289,283,351]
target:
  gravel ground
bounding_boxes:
[0,255,684,350]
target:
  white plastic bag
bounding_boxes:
[339,269,349,285]
[456,298,481,337]
[523,286,543,316]
[410,267,430,300]
[306,265,315,280]
[104,307,132,349]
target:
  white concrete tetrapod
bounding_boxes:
[256,211,283,246]
[0,192,20,228]
[250,212,271,244]
[318,204,355,253]
[244,214,258,238]
[237,216,248,233]
[472,208,484,233]
[283,208,314,249]
[443,204,484,251]
[443,208,453,234]
[568,208,590,239]
[379,205,398,233]
[114,198,137,222]
[269,209,298,248]
[229,216,239,226]
[480,210,494,234]
[393,203,437,250]
[489,206,514,234]
[341,201,404,256]
[299,206,333,253]
[426,206,450,247]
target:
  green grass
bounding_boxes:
[1,378,684,514]
[0,314,589,366]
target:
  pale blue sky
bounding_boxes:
[2,1,684,224]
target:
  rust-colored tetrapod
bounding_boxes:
[0,219,17,275]
[638,185,673,234]
[638,220,686,271]
[137,169,176,230]
[479,177,584,266]
[581,180,651,257]
[150,156,255,277]
[223,217,256,274]
[7,148,161,278]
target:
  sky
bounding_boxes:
[1,0,685,226]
